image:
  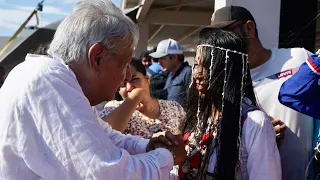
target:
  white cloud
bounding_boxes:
[15,6,35,12]
[15,5,68,16]
[41,6,68,15]
[0,9,50,32]
[60,0,79,4]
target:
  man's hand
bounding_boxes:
[169,134,187,165]
[270,117,286,147]
[146,132,187,165]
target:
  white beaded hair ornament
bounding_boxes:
[193,44,249,154]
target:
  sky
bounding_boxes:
[0,0,121,36]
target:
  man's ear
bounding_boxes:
[244,20,257,39]
[88,43,105,69]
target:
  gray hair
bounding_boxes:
[47,0,139,63]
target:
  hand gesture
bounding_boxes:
[147,131,187,165]
[270,117,286,147]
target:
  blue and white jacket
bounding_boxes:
[279,54,320,148]
[279,54,320,119]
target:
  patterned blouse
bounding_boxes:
[99,100,186,139]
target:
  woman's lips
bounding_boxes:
[196,83,206,92]
[196,84,202,91]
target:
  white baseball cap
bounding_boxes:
[149,38,183,58]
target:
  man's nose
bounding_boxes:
[158,60,164,67]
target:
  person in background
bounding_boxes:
[0,66,5,88]
[175,28,281,180]
[211,5,315,180]
[99,58,185,139]
[140,51,152,68]
[146,47,163,77]
[150,38,191,109]
[0,0,187,179]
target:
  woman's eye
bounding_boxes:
[131,78,139,82]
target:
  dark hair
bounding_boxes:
[183,28,257,179]
[139,51,150,59]
[130,58,146,76]
[168,54,185,62]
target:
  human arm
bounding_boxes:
[279,54,320,119]
[243,111,281,180]
[27,68,175,179]
[102,98,141,133]
[102,88,160,132]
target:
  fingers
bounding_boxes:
[279,124,286,133]
[275,123,286,134]
[152,131,179,145]
[271,119,286,147]
[165,132,179,145]
[274,122,286,147]
[157,134,173,146]
[271,119,281,126]
[136,103,144,111]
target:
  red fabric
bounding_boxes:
[308,57,320,73]
[179,131,214,179]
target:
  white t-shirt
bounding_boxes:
[250,48,314,180]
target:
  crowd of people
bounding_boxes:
[0,0,319,179]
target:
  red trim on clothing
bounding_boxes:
[307,57,320,73]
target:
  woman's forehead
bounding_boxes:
[195,46,205,63]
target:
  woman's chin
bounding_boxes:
[196,85,206,98]
[198,91,206,99]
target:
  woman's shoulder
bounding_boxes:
[245,110,270,124]
[159,99,184,109]
[243,109,272,133]
[241,99,271,128]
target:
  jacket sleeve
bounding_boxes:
[279,54,320,119]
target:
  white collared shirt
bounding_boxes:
[0,54,174,180]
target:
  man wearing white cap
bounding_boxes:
[150,38,191,109]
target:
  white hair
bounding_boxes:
[47,0,139,63]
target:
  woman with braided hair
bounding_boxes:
[176,29,281,180]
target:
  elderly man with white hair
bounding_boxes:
[0,0,186,179]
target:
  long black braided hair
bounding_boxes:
[182,28,258,179]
